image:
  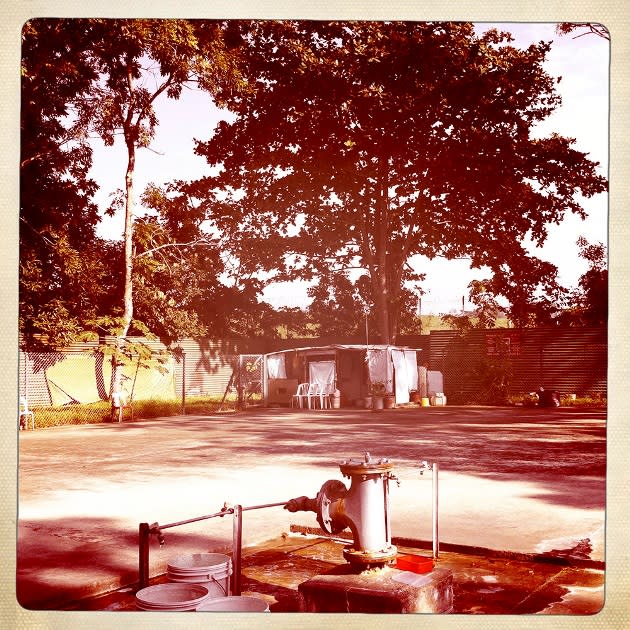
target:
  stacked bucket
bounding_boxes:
[167,552,232,598]
[135,552,269,612]
[135,583,209,612]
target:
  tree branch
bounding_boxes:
[134,238,212,258]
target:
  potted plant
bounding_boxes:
[383,391,396,409]
[370,382,386,411]
[377,379,395,409]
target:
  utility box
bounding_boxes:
[430,393,447,406]
[427,371,444,397]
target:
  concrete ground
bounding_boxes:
[14,405,608,619]
[66,534,605,615]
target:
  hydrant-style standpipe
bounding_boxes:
[285,452,399,568]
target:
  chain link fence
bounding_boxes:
[19,348,264,429]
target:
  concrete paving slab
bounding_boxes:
[63,534,604,615]
[15,405,606,614]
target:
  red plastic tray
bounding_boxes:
[395,554,434,574]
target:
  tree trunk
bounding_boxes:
[122,139,135,339]
[111,127,136,402]
[371,149,394,345]
[372,270,391,345]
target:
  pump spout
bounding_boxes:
[284,495,318,514]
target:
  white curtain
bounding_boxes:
[367,349,392,392]
[267,355,287,379]
[309,360,336,392]
[391,350,409,404]
[404,351,418,391]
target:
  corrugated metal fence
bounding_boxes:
[414,327,607,403]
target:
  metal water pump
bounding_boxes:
[285,452,399,568]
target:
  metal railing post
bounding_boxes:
[232,504,243,596]
[137,501,289,596]
[432,462,439,559]
[237,356,244,410]
[262,354,268,407]
[138,522,150,591]
[383,475,391,546]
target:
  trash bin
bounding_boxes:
[538,389,560,408]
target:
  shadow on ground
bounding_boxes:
[16,515,230,611]
[20,407,606,511]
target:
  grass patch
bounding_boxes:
[29,400,112,428]
[508,392,607,408]
[25,394,263,429]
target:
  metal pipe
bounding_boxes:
[262,354,268,408]
[181,351,186,416]
[24,351,29,401]
[432,462,439,559]
[232,504,243,596]
[138,522,150,591]
[137,500,290,593]
[156,507,232,531]
[242,500,288,512]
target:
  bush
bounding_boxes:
[469,357,513,406]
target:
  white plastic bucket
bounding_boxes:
[167,553,232,598]
[135,583,209,611]
[372,396,384,411]
[196,595,270,612]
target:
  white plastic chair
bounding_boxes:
[321,382,336,409]
[291,383,310,408]
[307,382,328,409]
[19,397,35,430]
[111,390,133,422]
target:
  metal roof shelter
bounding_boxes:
[262,344,422,408]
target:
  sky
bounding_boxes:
[90,22,609,314]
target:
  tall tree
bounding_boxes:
[441,279,503,331]
[555,237,608,327]
[20,19,112,348]
[189,21,607,343]
[575,237,607,326]
[87,23,239,309]
[306,272,366,338]
[70,19,247,394]
[138,181,275,341]
[555,23,610,40]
